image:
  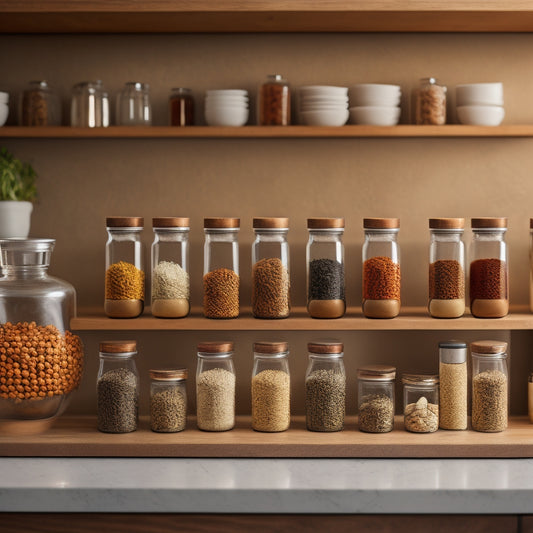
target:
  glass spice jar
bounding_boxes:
[116,82,152,126]
[258,74,290,126]
[414,77,446,125]
[438,341,467,430]
[70,80,109,128]
[150,368,188,433]
[19,81,61,126]
[402,373,439,433]
[170,88,194,126]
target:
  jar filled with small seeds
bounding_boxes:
[97,340,139,434]
[150,368,188,433]
[151,217,190,318]
[402,373,439,433]
[469,217,508,318]
[362,217,401,319]
[357,365,396,433]
[203,218,240,319]
[105,216,145,318]
[19,80,61,126]
[252,341,290,432]
[252,217,290,319]
[305,341,346,432]
[439,341,467,430]
[196,341,236,431]
[306,218,346,319]
[414,77,446,125]
[471,340,508,433]
[258,74,290,126]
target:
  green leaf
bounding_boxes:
[0,147,37,202]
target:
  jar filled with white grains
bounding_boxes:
[402,373,439,433]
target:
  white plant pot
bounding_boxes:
[0,201,33,238]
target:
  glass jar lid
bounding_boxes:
[253,217,289,230]
[402,372,439,386]
[363,217,400,230]
[150,368,188,381]
[471,217,507,230]
[0,238,55,267]
[171,88,192,95]
[152,217,190,229]
[99,340,137,356]
[203,217,240,230]
[106,216,144,228]
[470,340,507,356]
[197,341,234,356]
[307,217,345,230]
[429,218,465,231]
[357,364,396,381]
[253,341,289,356]
[439,340,467,364]
[308,341,343,355]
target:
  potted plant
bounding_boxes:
[0,147,37,238]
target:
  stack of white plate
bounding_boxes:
[298,86,349,126]
[456,83,504,126]
[349,84,401,126]
[205,89,249,127]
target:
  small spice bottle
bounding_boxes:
[402,373,439,433]
[170,88,194,126]
[151,217,190,318]
[305,341,346,432]
[528,372,533,424]
[116,82,152,126]
[306,218,346,319]
[428,218,465,318]
[105,216,145,318]
[258,74,290,126]
[438,341,467,430]
[469,217,508,318]
[150,368,188,433]
[203,217,240,319]
[471,340,508,433]
[362,217,401,319]
[251,341,290,432]
[252,217,290,319]
[19,81,61,126]
[414,77,446,125]
[70,80,109,127]
[196,341,236,432]
[357,365,396,433]
[97,340,139,433]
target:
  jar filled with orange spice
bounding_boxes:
[258,75,290,126]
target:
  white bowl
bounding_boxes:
[300,108,349,126]
[299,85,348,97]
[205,101,249,109]
[205,106,249,126]
[0,91,9,105]
[349,106,401,126]
[206,89,248,97]
[349,84,401,107]
[0,102,8,127]
[456,105,504,126]
[455,83,503,106]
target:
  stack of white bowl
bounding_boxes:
[349,84,401,126]
[0,91,9,127]
[298,86,349,126]
[456,83,504,126]
[205,89,249,126]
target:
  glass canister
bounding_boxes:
[151,217,190,318]
[305,341,346,432]
[439,341,467,430]
[196,341,236,432]
[428,218,465,318]
[414,77,446,125]
[362,217,401,319]
[97,340,139,433]
[150,368,188,433]
[306,218,345,319]
[116,82,151,126]
[251,341,290,432]
[252,217,290,319]
[0,239,84,433]
[70,80,109,127]
[203,217,240,319]
[258,74,290,126]
[471,340,508,432]
[19,81,61,126]
[469,217,508,318]
[402,373,439,433]
[357,365,396,433]
[105,216,145,319]
[170,88,194,126]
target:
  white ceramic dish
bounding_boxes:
[300,103,349,111]
[349,84,401,107]
[455,83,503,106]
[0,91,8,104]
[300,108,349,126]
[206,89,248,97]
[205,106,249,126]
[0,102,8,126]
[349,106,401,126]
[205,102,249,109]
[456,105,504,126]
[299,85,348,98]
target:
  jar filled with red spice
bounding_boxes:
[362,218,401,319]
[469,217,508,318]
[169,88,194,126]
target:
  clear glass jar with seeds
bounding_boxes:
[438,341,467,430]
[105,216,145,318]
[150,368,188,433]
[252,217,290,319]
[402,373,439,433]
[251,341,290,432]
[413,77,446,125]
[258,74,291,126]
[18,80,62,126]
[306,218,345,319]
[151,217,190,318]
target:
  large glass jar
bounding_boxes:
[414,77,446,125]
[402,373,439,433]
[19,80,61,126]
[116,82,151,126]
[105,216,145,319]
[151,217,190,318]
[306,218,345,319]
[170,88,194,126]
[0,239,83,433]
[469,217,508,318]
[70,80,109,127]
[150,368,188,433]
[203,217,240,319]
[439,340,467,430]
[258,74,290,126]
[252,217,290,319]
[362,217,401,319]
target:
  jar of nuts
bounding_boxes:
[414,77,447,125]
[19,81,62,126]
[258,74,290,126]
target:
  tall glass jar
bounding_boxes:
[357,365,396,433]
[150,368,188,433]
[196,341,235,431]
[428,218,465,318]
[306,218,345,319]
[70,80,109,127]
[97,340,139,433]
[252,217,290,319]
[414,77,446,125]
[402,373,439,433]
[203,217,240,319]
[116,82,152,126]
[105,216,145,319]
[305,341,345,432]
[258,74,290,126]
[362,217,401,319]
[439,340,467,430]
[0,239,84,433]
[252,341,290,432]
[170,88,194,126]
[19,81,61,126]
[471,340,508,432]
[469,217,508,318]
[151,217,190,318]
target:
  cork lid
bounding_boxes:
[197,341,234,354]
[471,217,507,229]
[363,217,400,229]
[253,217,289,229]
[357,364,396,381]
[307,218,345,229]
[439,340,467,364]
[149,368,188,381]
[429,218,465,230]
[308,341,344,354]
[99,340,137,354]
[470,340,508,355]
[401,372,439,385]
[152,217,190,228]
[106,216,144,228]
[253,341,289,354]
[204,217,240,229]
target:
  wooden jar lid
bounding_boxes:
[429,217,465,230]
[471,217,507,229]
[99,340,137,353]
[307,218,345,229]
[152,217,190,228]
[149,368,188,381]
[402,372,439,385]
[106,216,144,228]
[253,217,289,229]
[204,217,240,229]
[253,341,289,354]
[363,217,400,229]
[357,364,396,381]
[308,341,344,354]
[197,341,234,353]
[470,340,508,354]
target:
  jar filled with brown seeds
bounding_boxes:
[414,77,446,125]
[258,74,290,126]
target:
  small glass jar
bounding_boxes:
[105,216,145,318]
[305,341,345,432]
[196,341,235,432]
[362,217,401,319]
[306,218,345,319]
[203,217,240,319]
[428,218,465,318]
[529,372,533,424]
[19,81,61,126]
[150,368,188,433]
[471,340,508,432]
[252,217,290,319]
[357,365,396,433]
[70,81,109,127]
[116,82,151,126]
[414,77,446,125]
[469,217,508,318]
[439,341,467,430]
[97,340,139,433]
[252,341,290,432]
[170,88,194,126]
[258,74,290,126]
[151,217,190,318]
[402,373,439,433]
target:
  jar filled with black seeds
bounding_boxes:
[150,368,188,433]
